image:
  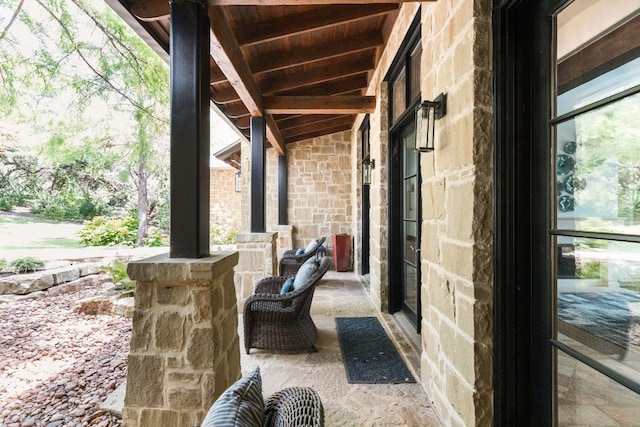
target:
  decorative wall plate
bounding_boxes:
[557,154,575,175]
[558,195,575,212]
[564,141,576,155]
[564,175,574,194]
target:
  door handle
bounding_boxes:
[409,245,420,253]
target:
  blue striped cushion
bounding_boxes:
[201,367,264,427]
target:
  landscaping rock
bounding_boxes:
[0,281,129,426]
[0,273,54,295]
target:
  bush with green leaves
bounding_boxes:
[10,257,45,273]
[0,258,8,271]
[210,206,240,245]
[101,260,135,292]
[78,215,166,247]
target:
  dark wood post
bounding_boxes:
[250,116,266,233]
[278,154,287,225]
[169,0,210,258]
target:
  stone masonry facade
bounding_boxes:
[240,131,353,259]
[235,1,494,425]
[209,167,242,237]
[123,252,241,427]
[350,1,494,425]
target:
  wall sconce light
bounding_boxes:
[415,92,447,152]
[235,171,241,192]
[362,158,375,185]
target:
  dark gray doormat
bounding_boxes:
[335,316,416,384]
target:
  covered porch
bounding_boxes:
[240,270,440,425]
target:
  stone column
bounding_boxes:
[234,232,278,302]
[123,252,240,427]
[274,225,293,260]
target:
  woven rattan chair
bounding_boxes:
[264,387,325,427]
[243,256,332,354]
[279,237,327,276]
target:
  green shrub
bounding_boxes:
[10,257,45,273]
[101,260,135,292]
[78,215,166,247]
[0,258,8,271]
[0,197,13,211]
[78,216,138,246]
[210,206,240,245]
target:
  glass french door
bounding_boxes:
[391,118,421,331]
[552,1,640,424]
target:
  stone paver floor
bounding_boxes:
[239,270,442,427]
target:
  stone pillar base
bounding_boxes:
[123,252,240,427]
[274,225,294,260]
[234,232,278,303]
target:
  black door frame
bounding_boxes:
[388,108,422,330]
[361,117,371,275]
[493,0,556,424]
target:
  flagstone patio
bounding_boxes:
[239,270,442,426]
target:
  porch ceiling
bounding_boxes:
[108,0,435,155]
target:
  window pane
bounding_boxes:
[410,42,421,102]
[554,92,640,234]
[556,3,640,116]
[557,349,640,426]
[556,237,640,378]
[392,68,406,124]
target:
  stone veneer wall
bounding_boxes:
[352,1,494,425]
[123,252,241,427]
[264,132,353,255]
[209,167,241,228]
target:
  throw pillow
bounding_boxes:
[295,247,305,256]
[304,239,318,253]
[201,366,264,427]
[292,257,319,290]
[280,276,295,295]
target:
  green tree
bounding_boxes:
[0,0,170,240]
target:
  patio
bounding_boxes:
[239,269,442,426]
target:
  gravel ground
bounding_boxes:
[0,282,130,427]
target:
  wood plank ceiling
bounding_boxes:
[112,0,433,155]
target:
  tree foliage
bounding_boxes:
[0,0,170,239]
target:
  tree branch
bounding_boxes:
[0,0,25,43]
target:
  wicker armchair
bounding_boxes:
[244,256,332,354]
[279,237,327,276]
[264,387,325,427]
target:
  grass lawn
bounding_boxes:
[0,213,83,250]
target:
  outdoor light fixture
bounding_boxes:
[235,171,241,192]
[415,93,447,152]
[362,158,375,185]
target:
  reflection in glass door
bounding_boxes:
[399,121,420,330]
[553,1,640,424]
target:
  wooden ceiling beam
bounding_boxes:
[279,74,368,96]
[212,86,241,104]
[263,95,375,114]
[211,0,420,4]
[261,56,373,94]
[265,115,286,155]
[284,122,353,144]
[208,6,262,116]
[249,32,384,74]
[237,4,398,46]
[277,114,345,130]
[207,7,286,155]
[281,116,354,138]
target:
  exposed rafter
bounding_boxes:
[264,96,376,114]
[248,32,384,74]
[236,4,398,46]
[208,6,285,155]
[113,0,409,153]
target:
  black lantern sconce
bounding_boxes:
[235,171,241,192]
[415,93,447,152]
[362,158,375,185]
